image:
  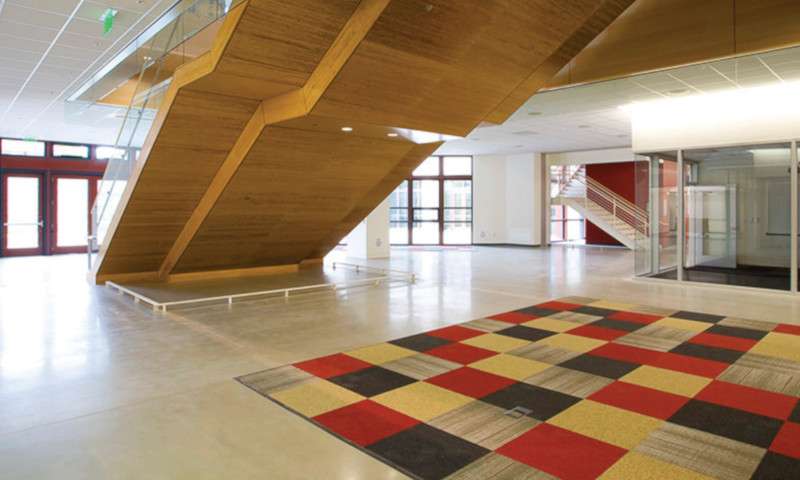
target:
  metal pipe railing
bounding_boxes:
[556,165,650,237]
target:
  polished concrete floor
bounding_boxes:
[0,245,798,479]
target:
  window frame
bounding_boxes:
[391,156,473,246]
[51,142,91,159]
[0,138,46,157]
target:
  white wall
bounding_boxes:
[347,198,390,259]
[473,153,542,246]
[547,147,639,166]
[473,155,507,243]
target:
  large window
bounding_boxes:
[389,156,473,245]
[550,205,585,243]
[52,143,90,159]
[1,139,45,157]
[95,146,127,160]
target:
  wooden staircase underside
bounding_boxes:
[93,0,634,283]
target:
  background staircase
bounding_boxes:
[552,166,648,249]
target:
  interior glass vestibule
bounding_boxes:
[635,142,799,293]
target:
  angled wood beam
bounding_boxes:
[484,0,634,125]
[156,0,391,280]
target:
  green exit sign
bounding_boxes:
[100,8,117,35]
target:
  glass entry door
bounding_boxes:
[51,175,96,254]
[685,185,737,269]
[2,174,44,256]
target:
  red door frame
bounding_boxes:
[49,174,98,254]
[1,173,45,256]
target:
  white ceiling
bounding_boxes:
[437,45,800,156]
[0,0,178,145]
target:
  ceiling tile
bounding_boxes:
[0,34,50,55]
[0,19,59,43]
[0,3,68,29]
[7,0,80,16]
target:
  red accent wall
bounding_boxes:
[585,162,636,246]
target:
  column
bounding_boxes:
[347,198,391,259]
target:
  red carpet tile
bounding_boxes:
[237,297,800,480]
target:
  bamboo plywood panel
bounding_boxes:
[735,0,800,53]
[172,124,420,273]
[192,0,359,99]
[312,0,609,136]
[97,0,357,277]
[549,0,800,88]
[485,0,633,124]
[97,0,636,280]
[99,89,260,275]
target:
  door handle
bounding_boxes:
[2,221,44,227]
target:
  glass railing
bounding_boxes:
[88,0,245,270]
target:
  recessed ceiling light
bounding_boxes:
[386,132,398,137]
[341,127,353,132]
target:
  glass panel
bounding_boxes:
[1,139,44,157]
[414,209,439,221]
[566,206,582,220]
[6,177,40,249]
[444,223,471,244]
[551,221,565,242]
[390,222,408,244]
[551,205,564,220]
[566,220,585,241]
[444,209,472,221]
[56,178,89,247]
[389,208,408,222]
[413,157,440,176]
[96,146,126,160]
[634,159,652,275]
[389,181,408,208]
[637,152,679,278]
[412,222,438,244]
[442,156,472,176]
[444,180,471,208]
[682,144,791,291]
[53,144,89,158]
[412,180,439,208]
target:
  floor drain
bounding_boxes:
[504,406,532,419]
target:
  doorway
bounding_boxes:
[50,175,97,254]
[2,173,44,256]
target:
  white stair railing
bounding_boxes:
[556,166,649,238]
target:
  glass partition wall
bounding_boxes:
[636,143,799,293]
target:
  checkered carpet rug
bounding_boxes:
[236,297,800,480]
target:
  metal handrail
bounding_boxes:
[557,166,650,236]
